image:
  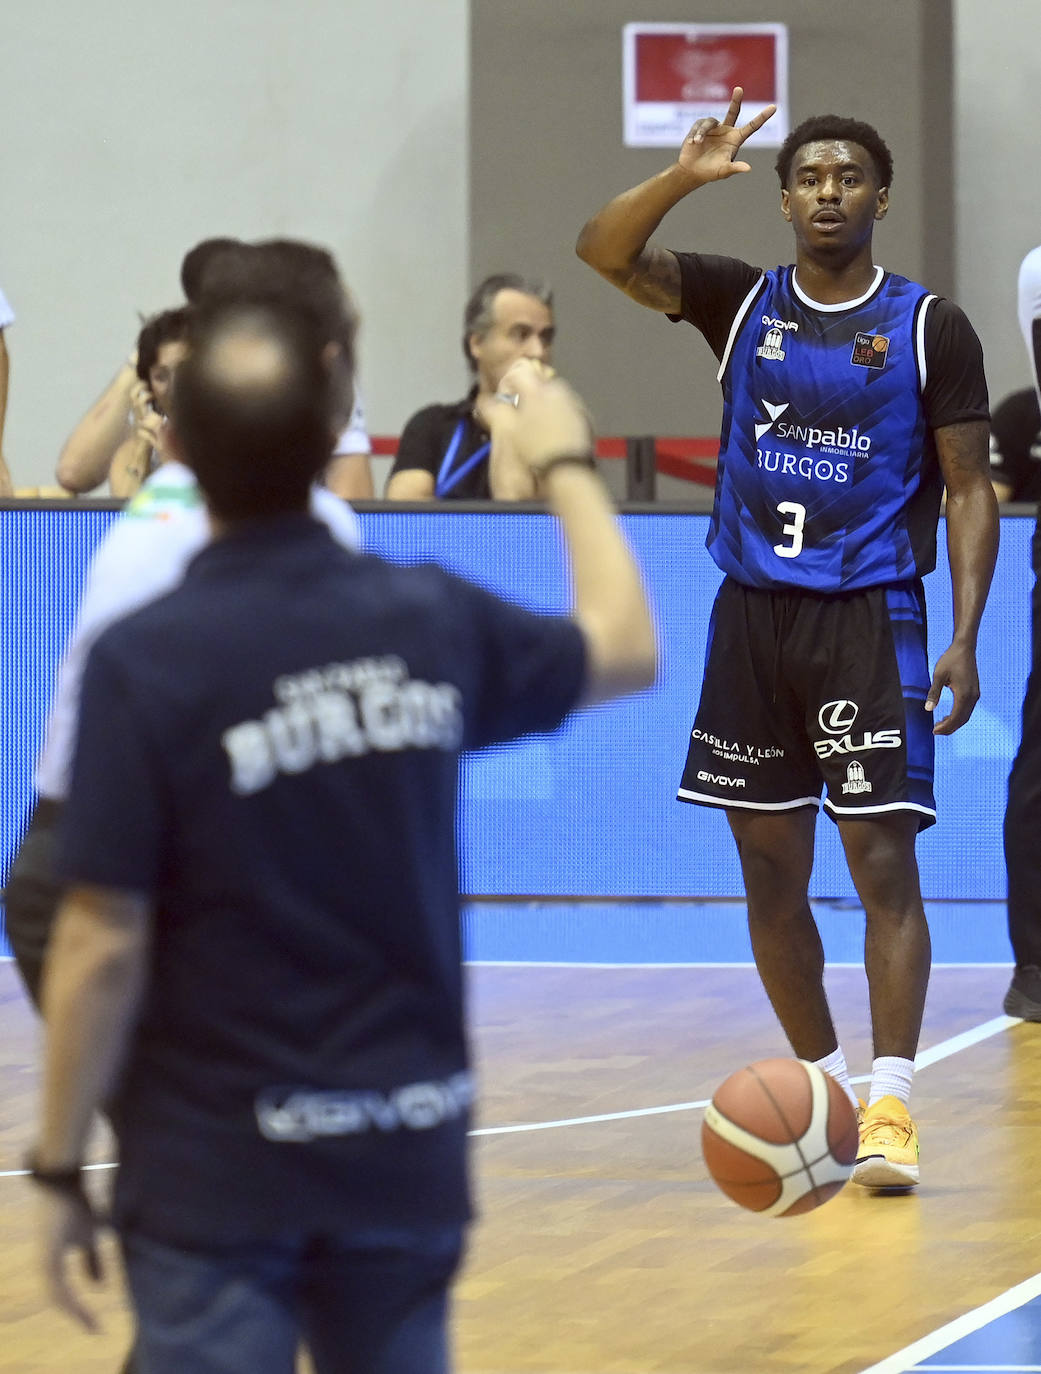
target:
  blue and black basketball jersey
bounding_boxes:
[708,265,941,592]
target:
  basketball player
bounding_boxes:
[577,89,998,1189]
[1003,241,1041,1020]
[28,294,655,1368]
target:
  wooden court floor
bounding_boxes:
[1,957,1038,1374]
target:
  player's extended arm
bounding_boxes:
[33,883,152,1328]
[575,86,775,312]
[503,360,656,702]
[56,358,137,494]
[929,420,999,735]
[0,330,12,495]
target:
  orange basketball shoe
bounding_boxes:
[852,1096,920,1190]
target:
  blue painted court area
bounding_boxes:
[859,1275,1041,1373]
[462,898,1011,966]
[2,896,1013,967]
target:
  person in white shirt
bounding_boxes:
[0,283,15,494]
[6,241,364,1005]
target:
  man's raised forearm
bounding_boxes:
[575,165,698,311]
[576,163,701,275]
[542,462,656,703]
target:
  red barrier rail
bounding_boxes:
[370,436,720,487]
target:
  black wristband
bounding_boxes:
[539,453,597,477]
[25,1154,86,1198]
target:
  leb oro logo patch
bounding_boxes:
[851,332,890,369]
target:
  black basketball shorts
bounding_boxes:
[677,577,936,829]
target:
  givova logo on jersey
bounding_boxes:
[756,315,799,362]
[813,699,901,760]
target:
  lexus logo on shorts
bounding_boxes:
[818,700,859,735]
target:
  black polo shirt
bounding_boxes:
[59,515,586,1245]
[390,389,492,499]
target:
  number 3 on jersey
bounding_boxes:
[774,501,806,558]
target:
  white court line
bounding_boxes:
[467,961,1014,971]
[470,1099,710,1137]
[0,1160,115,1180]
[857,1271,1041,1373]
[0,1013,1022,1168]
[913,1016,1018,1069]
[473,1014,1017,1137]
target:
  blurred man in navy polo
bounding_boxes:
[28,265,655,1373]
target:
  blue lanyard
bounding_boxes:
[435,420,490,498]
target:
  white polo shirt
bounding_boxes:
[333,391,370,456]
[35,460,362,801]
[0,286,14,329]
[1018,245,1041,402]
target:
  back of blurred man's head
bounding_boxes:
[196,237,358,434]
[171,300,340,522]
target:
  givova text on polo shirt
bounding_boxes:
[221,655,463,795]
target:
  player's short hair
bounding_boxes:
[179,238,246,303]
[135,307,192,384]
[462,273,554,371]
[775,115,894,190]
[172,300,339,521]
[196,238,358,432]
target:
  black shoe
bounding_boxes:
[1004,965,1041,1021]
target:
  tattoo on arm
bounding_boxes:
[935,420,991,489]
[621,248,682,314]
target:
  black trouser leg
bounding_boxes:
[1005,534,1041,968]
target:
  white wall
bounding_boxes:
[0,0,468,489]
[954,1,1041,403]
[0,1,1037,493]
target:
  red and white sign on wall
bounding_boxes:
[623,22,788,149]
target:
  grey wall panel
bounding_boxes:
[471,0,953,438]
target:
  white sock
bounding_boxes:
[868,1055,914,1107]
[814,1047,859,1111]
